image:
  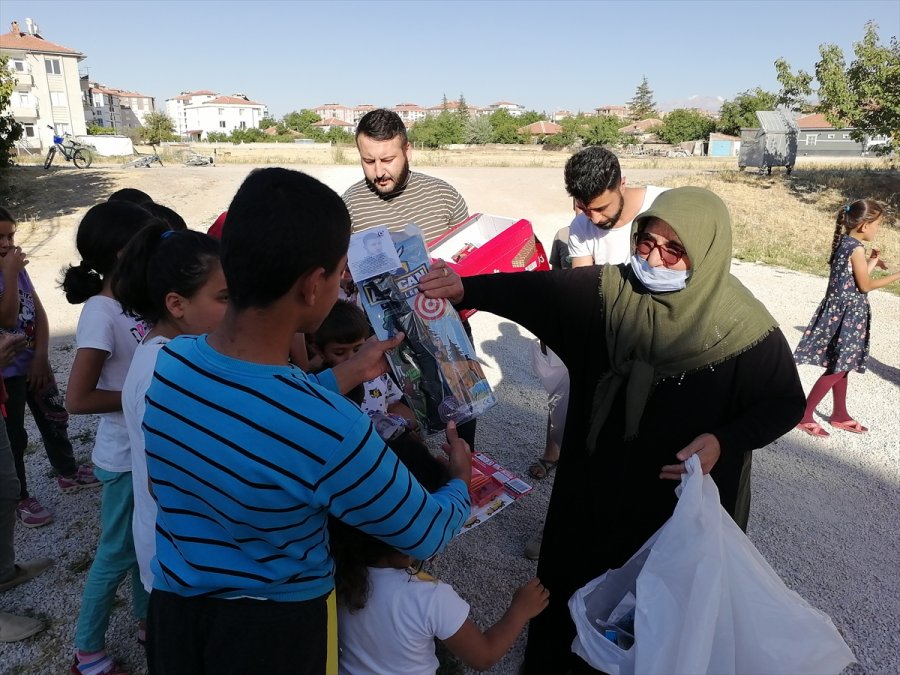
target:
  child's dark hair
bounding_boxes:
[112,223,221,324]
[830,199,884,264]
[0,206,15,223]
[60,201,163,304]
[142,202,188,231]
[222,168,350,309]
[331,438,451,612]
[311,300,370,349]
[108,188,153,205]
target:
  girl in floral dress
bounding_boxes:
[794,199,900,436]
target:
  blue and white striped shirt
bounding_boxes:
[144,335,469,601]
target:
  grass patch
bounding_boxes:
[658,163,900,296]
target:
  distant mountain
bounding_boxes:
[658,95,725,113]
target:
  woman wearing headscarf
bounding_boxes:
[420,186,805,673]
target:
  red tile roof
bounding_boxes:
[316,103,351,110]
[312,117,353,127]
[619,118,663,133]
[204,95,263,106]
[518,121,562,135]
[0,29,83,56]
[796,113,836,129]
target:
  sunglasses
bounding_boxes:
[634,232,687,266]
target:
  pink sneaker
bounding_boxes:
[58,464,100,494]
[15,497,53,528]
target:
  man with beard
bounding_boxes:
[343,109,469,241]
[566,146,667,267]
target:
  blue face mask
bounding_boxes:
[630,254,690,292]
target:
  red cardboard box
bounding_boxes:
[430,214,550,320]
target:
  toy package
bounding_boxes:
[348,225,496,436]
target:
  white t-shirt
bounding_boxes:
[338,567,470,675]
[74,296,149,472]
[360,374,402,416]
[122,335,169,591]
[568,185,668,264]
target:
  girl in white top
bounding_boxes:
[332,438,550,674]
[62,201,163,675]
[115,224,226,592]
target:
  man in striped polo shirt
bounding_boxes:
[343,109,481,449]
[143,168,472,674]
[343,108,469,243]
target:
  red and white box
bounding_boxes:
[430,214,550,320]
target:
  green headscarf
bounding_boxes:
[587,186,776,448]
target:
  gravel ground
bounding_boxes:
[2,166,897,674]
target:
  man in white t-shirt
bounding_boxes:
[564,146,667,266]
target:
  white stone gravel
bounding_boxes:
[2,167,897,674]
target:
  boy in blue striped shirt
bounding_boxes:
[143,168,472,674]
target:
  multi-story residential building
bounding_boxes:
[392,103,427,126]
[81,77,155,132]
[182,94,267,140]
[595,104,631,119]
[552,109,573,122]
[489,101,525,117]
[165,90,217,135]
[352,104,375,123]
[313,103,354,124]
[1,19,87,152]
[312,117,355,134]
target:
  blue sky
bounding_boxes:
[3,0,898,117]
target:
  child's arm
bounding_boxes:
[850,247,900,292]
[65,347,122,414]
[441,577,549,671]
[0,247,27,328]
[25,289,54,393]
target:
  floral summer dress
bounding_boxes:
[794,235,870,373]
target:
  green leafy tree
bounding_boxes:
[629,76,658,120]
[456,94,469,120]
[282,109,321,134]
[716,88,778,136]
[517,110,545,126]
[464,115,493,144]
[205,131,229,143]
[324,127,354,144]
[776,22,900,154]
[774,58,815,112]
[87,124,116,135]
[0,55,24,166]
[408,111,464,147]
[488,109,527,144]
[582,115,626,146]
[141,111,177,144]
[656,109,716,144]
[229,127,267,143]
[259,116,278,129]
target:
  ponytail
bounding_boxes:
[60,201,163,304]
[830,199,884,265]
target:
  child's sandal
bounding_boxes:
[70,655,131,675]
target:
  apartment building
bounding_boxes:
[488,101,525,117]
[165,90,217,135]
[1,19,87,152]
[81,78,155,132]
[183,94,267,140]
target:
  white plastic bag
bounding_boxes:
[529,340,569,447]
[570,456,855,674]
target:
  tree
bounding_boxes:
[776,22,900,154]
[141,112,177,145]
[259,116,278,129]
[629,76,658,120]
[456,94,469,120]
[716,88,778,136]
[324,127,354,144]
[464,115,493,144]
[581,115,626,146]
[87,124,116,135]
[489,109,527,144]
[0,55,24,167]
[656,109,716,144]
[205,131,229,143]
[408,111,464,147]
[282,109,321,134]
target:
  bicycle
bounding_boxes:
[43,126,93,169]
[178,149,214,167]
[122,145,164,169]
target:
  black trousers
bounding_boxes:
[147,589,328,675]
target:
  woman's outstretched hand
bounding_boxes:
[660,433,721,480]
[418,260,464,305]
